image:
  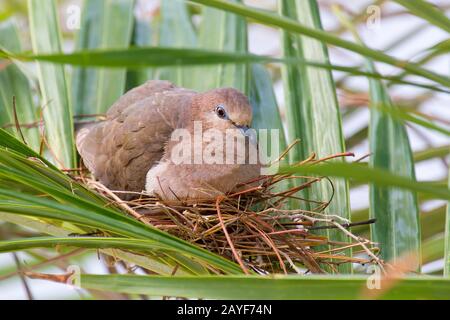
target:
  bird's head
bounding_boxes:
[192,88,253,134]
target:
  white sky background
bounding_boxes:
[0,0,449,299]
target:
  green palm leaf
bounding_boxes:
[194,0,248,92]
[0,130,243,275]
[66,274,450,299]
[445,173,450,277]
[394,0,450,33]
[279,0,350,272]
[71,0,104,116]
[125,13,153,90]
[283,162,450,201]
[368,74,420,264]
[188,0,450,88]
[28,0,75,168]
[2,48,448,93]
[95,0,135,113]
[0,18,39,151]
[157,0,196,86]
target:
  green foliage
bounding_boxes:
[279,0,350,272]
[71,0,103,116]
[65,274,450,299]
[284,162,450,201]
[195,0,248,92]
[368,73,420,265]
[394,0,450,33]
[125,13,153,90]
[189,0,450,88]
[249,64,286,151]
[157,0,196,87]
[0,129,243,275]
[28,0,75,168]
[0,19,39,151]
[95,0,135,113]
[445,173,450,277]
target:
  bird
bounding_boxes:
[76,80,261,200]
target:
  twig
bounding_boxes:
[216,196,249,274]
[308,218,376,230]
[12,96,27,145]
[89,180,144,221]
[13,253,34,300]
[331,221,385,273]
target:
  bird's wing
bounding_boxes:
[76,80,195,192]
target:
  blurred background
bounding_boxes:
[0,0,449,299]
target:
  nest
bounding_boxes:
[4,113,384,274]
[75,152,384,275]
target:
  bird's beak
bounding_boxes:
[235,124,250,136]
[234,124,257,146]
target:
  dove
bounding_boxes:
[76,80,261,200]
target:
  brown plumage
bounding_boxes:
[76,80,260,200]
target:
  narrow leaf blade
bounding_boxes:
[95,0,135,113]
[367,65,421,265]
[28,0,75,168]
[71,0,104,116]
[445,173,450,277]
[76,274,450,299]
[157,0,196,87]
[195,0,248,92]
[188,0,450,88]
[0,18,40,150]
[279,0,350,272]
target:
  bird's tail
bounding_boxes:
[75,122,101,174]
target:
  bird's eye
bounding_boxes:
[215,105,227,119]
